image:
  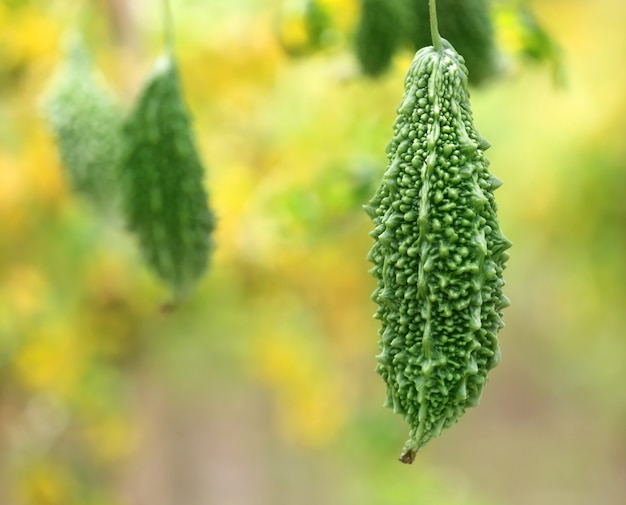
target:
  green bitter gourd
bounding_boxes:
[365,38,511,462]
[118,55,215,298]
[43,37,123,210]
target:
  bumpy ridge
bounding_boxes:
[365,39,510,462]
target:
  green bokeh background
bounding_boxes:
[1,1,625,504]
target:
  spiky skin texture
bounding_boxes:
[44,40,122,210]
[119,56,215,297]
[365,40,510,462]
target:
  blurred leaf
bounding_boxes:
[276,0,335,56]
[516,1,565,85]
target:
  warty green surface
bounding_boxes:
[43,39,122,210]
[119,56,215,297]
[365,40,511,462]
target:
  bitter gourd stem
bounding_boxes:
[429,0,443,52]
[162,0,175,53]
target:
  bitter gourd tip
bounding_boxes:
[399,447,417,464]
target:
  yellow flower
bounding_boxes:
[13,323,83,396]
[82,415,137,463]
[17,463,77,505]
[254,322,348,446]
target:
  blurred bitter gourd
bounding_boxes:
[355,0,406,76]
[43,38,122,210]
[354,0,498,84]
[119,56,215,297]
[405,0,498,85]
[365,39,511,462]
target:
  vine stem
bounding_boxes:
[429,0,443,52]
[162,0,175,53]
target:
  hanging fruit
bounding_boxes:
[365,0,510,462]
[118,55,215,299]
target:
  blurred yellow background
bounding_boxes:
[1,0,625,504]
